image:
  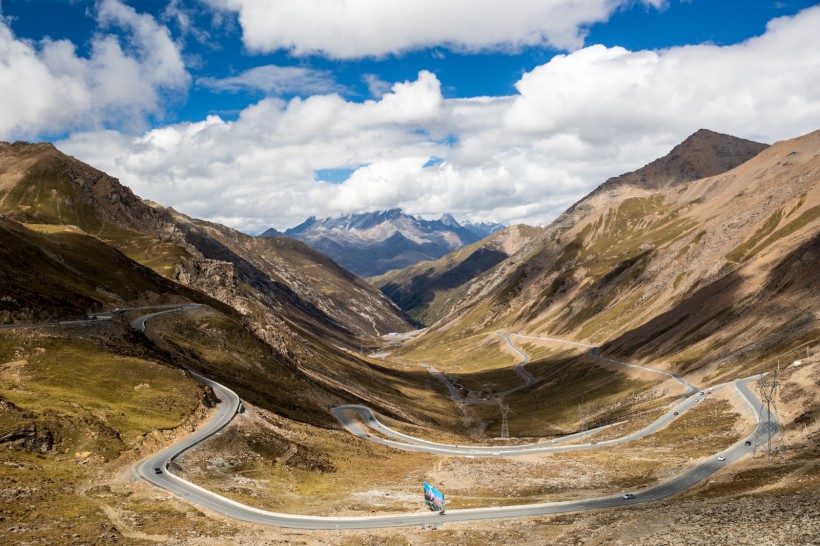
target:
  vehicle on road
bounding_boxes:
[718,456,726,461]
[745,440,752,446]
[699,391,704,395]
[154,468,163,474]
[673,411,679,416]
[622,493,636,500]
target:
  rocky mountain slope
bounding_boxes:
[382,129,768,328]
[275,208,484,277]
[372,224,543,324]
[548,128,769,236]
[0,217,229,323]
[0,142,414,344]
[0,140,447,443]
[404,129,818,381]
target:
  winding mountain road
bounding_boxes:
[509,333,699,394]
[333,372,759,457]
[425,332,698,407]
[124,306,772,530]
[1,305,773,529]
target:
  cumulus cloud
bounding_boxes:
[0,0,188,139]
[198,65,343,96]
[59,6,820,233]
[205,0,665,58]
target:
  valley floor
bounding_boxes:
[1,314,818,544]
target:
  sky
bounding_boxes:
[1,0,820,233]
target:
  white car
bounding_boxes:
[717,455,726,461]
[622,493,636,500]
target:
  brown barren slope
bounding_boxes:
[404,129,817,383]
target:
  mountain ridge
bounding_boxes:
[378,129,769,327]
[550,128,769,236]
[400,128,818,385]
[372,224,543,324]
[0,141,415,344]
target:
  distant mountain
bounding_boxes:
[258,227,281,237]
[462,220,507,239]
[281,208,482,277]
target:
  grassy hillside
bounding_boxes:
[0,141,414,344]
[0,321,214,544]
[0,217,229,323]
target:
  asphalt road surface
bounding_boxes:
[138,370,766,529]
[506,333,699,394]
[131,304,201,332]
[331,373,759,457]
[127,307,771,529]
[425,332,697,405]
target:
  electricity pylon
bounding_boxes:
[754,369,783,458]
[501,404,510,439]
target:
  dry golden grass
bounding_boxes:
[0,326,210,544]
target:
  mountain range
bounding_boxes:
[0,140,428,435]
[394,128,818,385]
[1,129,818,543]
[264,209,505,278]
[0,142,412,338]
[375,129,769,326]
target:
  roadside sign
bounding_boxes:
[423,481,445,512]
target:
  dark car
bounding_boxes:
[744,440,752,446]
[673,411,679,416]
[154,468,163,474]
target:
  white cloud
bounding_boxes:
[163,0,213,47]
[198,65,343,96]
[362,73,392,98]
[59,6,820,233]
[0,0,188,139]
[205,0,665,58]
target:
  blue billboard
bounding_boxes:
[423,481,445,512]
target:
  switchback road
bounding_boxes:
[1,306,771,529]
[125,307,771,529]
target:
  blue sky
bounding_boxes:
[1,0,820,232]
